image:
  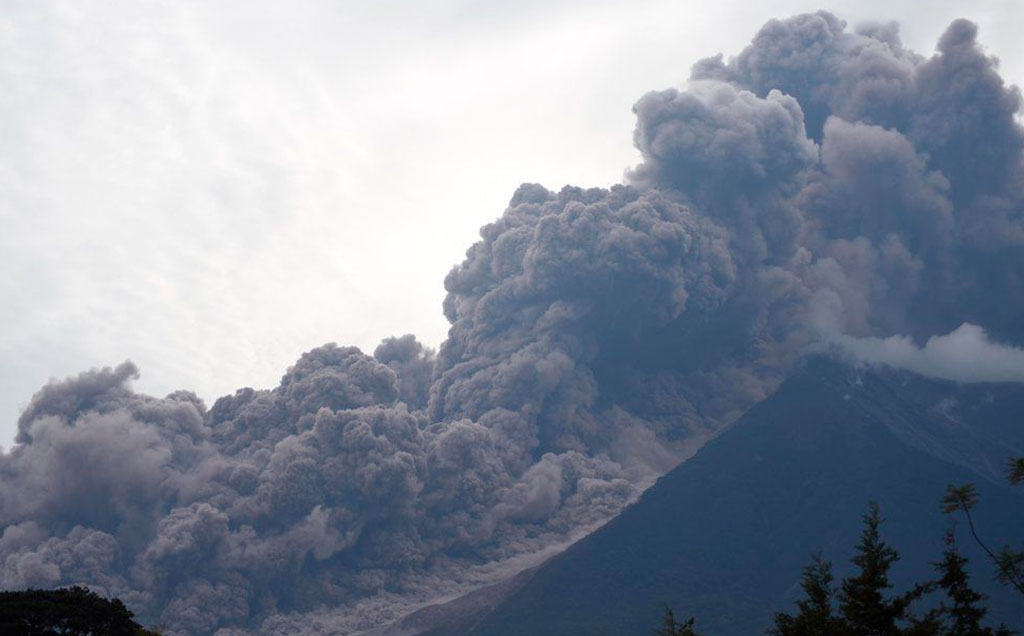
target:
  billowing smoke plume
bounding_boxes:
[3,12,1023,635]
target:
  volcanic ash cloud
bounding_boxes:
[3,11,1024,635]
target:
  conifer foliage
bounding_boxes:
[768,503,1014,636]
[931,532,1014,636]
[768,554,846,636]
[656,606,703,636]
[838,503,924,635]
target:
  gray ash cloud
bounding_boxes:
[3,12,1024,635]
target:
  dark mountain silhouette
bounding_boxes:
[465,357,1024,636]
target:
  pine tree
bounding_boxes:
[770,553,847,636]
[938,531,988,635]
[656,606,702,636]
[838,502,924,636]
[932,531,1016,636]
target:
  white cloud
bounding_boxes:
[834,323,1024,383]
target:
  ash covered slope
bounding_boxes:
[468,357,1024,636]
[3,10,1024,636]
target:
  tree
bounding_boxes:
[768,502,1015,636]
[0,586,161,636]
[932,530,1015,636]
[656,606,703,636]
[943,459,1024,598]
[769,553,847,636]
[838,502,926,636]
[1006,458,1024,486]
[771,503,937,636]
[662,499,1016,636]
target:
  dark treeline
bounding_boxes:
[0,586,162,636]
[660,503,1014,636]
[661,454,1024,636]
[768,502,1013,636]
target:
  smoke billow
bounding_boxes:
[3,11,1023,635]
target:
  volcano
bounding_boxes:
[465,357,1024,635]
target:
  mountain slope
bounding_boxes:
[467,357,1024,636]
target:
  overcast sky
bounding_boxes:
[2,0,1021,447]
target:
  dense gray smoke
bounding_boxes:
[2,12,1023,635]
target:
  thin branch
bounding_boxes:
[960,504,1024,598]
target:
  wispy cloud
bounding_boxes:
[833,323,1024,383]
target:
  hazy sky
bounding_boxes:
[2,0,1022,447]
